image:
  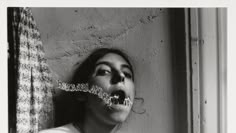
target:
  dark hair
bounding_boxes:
[55,47,135,126]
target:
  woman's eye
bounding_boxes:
[124,72,132,79]
[96,69,111,76]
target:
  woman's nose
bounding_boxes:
[111,72,125,84]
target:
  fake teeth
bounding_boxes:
[109,95,132,106]
[57,80,133,107]
[114,95,119,99]
[123,98,133,106]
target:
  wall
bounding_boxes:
[31,8,186,133]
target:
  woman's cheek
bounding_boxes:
[126,81,135,95]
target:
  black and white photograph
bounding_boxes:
[6,7,228,133]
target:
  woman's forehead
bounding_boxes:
[96,53,130,66]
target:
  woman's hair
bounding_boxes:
[55,47,135,126]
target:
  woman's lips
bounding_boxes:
[110,90,126,104]
[109,89,133,106]
[107,98,132,111]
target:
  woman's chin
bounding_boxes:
[107,107,131,124]
[108,113,129,124]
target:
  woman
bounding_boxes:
[40,47,135,133]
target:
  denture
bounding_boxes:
[57,80,133,107]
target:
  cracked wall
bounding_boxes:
[32,8,175,133]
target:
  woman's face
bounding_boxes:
[87,53,135,125]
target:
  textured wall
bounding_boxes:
[32,8,175,133]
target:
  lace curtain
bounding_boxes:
[8,7,54,133]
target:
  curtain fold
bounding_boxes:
[8,7,54,133]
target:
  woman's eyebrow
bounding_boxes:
[121,64,132,72]
[95,61,132,72]
[95,61,112,67]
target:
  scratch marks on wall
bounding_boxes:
[65,8,165,46]
[45,9,164,59]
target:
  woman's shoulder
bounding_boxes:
[39,123,81,133]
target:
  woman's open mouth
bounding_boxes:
[110,90,132,106]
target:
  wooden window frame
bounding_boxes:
[185,8,227,133]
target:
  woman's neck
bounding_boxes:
[79,110,119,133]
